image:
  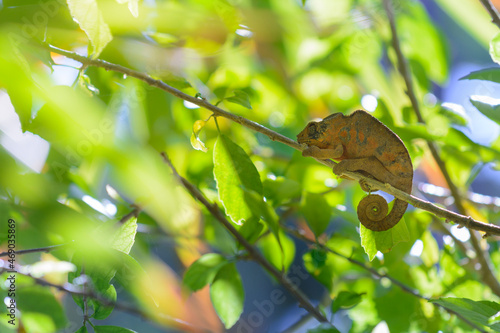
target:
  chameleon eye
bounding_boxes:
[308,123,318,136]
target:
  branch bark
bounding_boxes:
[45,44,500,237]
[479,0,500,29]
[160,152,329,323]
[1,269,212,333]
[383,0,500,297]
[284,226,488,333]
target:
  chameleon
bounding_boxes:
[297,110,413,231]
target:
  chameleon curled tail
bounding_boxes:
[357,194,409,232]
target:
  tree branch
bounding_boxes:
[284,226,488,333]
[160,152,329,324]
[383,0,500,297]
[0,244,68,257]
[1,269,213,333]
[45,44,500,237]
[479,0,500,30]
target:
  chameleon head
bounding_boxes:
[297,121,327,145]
[297,113,344,146]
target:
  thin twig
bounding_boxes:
[1,269,213,333]
[47,45,299,151]
[284,226,487,333]
[160,152,329,324]
[119,206,141,223]
[0,244,68,257]
[0,208,140,257]
[383,0,500,297]
[479,0,500,29]
[45,45,500,237]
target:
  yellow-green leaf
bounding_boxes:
[67,0,112,57]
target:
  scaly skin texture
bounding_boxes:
[297,110,413,231]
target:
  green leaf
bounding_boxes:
[16,286,67,330]
[431,297,500,330]
[6,86,32,131]
[92,284,116,320]
[398,2,448,83]
[210,263,244,329]
[307,323,341,333]
[67,0,112,57]
[144,32,179,46]
[237,219,264,244]
[421,231,439,267]
[470,96,500,125]
[0,37,35,132]
[263,177,301,206]
[115,0,139,17]
[76,326,88,333]
[491,32,500,65]
[213,135,263,225]
[225,90,252,109]
[21,313,56,333]
[301,192,331,237]
[303,250,335,292]
[440,104,469,126]
[94,326,138,333]
[460,67,500,84]
[259,231,295,272]
[360,218,410,261]
[331,291,364,313]
[157,72,192,90]
[112,217,137,254]
[183,253,228,291]
[242,189,280,242]
[113,251,149,290]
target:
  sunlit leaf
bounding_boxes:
[432,298,500,331]
[191,120,208,152]
[301,191,331,238]
[183,253,228,291]
[421,231,439,267]
[76,326,89,333]
[470,96,500,125]
[360,218,410,261]
[112,217,137,254]
[242,189,280,242]
[460,67,500,83]
[213,135,262,225]
[144,32,179,46]
[92,284,116,320]
[225,90,252,109]
[16,286,67,330]
[210,263,244,329]
[115,0,139,17]
[67,0,112,57]
[331,291,364,313]
[259,231,295,272]
[491,32,500,65]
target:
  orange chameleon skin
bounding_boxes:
[297,110,413,231]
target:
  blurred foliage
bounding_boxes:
[1,0,500,332]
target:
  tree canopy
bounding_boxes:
[2,0,500,332]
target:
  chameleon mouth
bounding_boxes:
[297,135,312,144]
